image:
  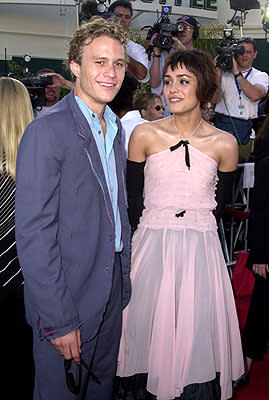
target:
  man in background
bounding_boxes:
[214,37,268,150]
[108,0,149,83]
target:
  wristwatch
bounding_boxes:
[153,54,161,58]
[234,72,243,78]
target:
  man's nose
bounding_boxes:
[104,64,116,77]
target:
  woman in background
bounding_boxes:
[134,92,164,121]
[0,77,35,398]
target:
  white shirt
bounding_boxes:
[215,67,269,120]
[121,110,146,155]
[127,40,149,83]
[149,50,172,117]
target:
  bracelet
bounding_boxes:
[234,72,243,78]
[153,54,161,58]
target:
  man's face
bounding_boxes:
[176,22,194,48]
[113,5,131,30]
[38,72,60,107]
[70,35,126,113]
[44,86,61,106]
[236,42,257,70]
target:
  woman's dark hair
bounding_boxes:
[162,49,217,108]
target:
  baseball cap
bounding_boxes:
[176,15,199,30]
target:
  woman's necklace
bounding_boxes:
[173,114,203,141]
[171,115,203,170]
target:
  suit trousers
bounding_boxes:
[242,274,269,360]
[32,253,123,400]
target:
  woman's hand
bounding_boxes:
[253,264,269,279]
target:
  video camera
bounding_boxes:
[150,6,185,51]
[20,75,53,110]
[8,54,53,110]
[216,29,245,72]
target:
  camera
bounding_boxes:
[20,75,53,109]
[216,29,245,72]
[151,6,184,51]
[8,55,53,109]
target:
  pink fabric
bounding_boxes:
[117,144,244,400]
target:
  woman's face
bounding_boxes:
[163,63,200,115]
[142,97,164,121]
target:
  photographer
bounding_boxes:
[149,15,199,116]
[214,37,269,148]
[35,68,74,116]
[108,0,149,83]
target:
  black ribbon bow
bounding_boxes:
[170,140,190,170]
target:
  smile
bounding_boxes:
[98,82,115,87]
[169,98,183,103]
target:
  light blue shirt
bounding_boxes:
[75,96,122,252]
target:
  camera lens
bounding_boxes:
[176,23,185,33]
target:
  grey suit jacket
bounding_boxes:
[15,91,131,342]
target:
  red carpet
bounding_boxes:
[232,349,269,400]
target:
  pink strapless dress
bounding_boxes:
[117,143,244,400]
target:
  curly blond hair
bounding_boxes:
[65,16,129,70]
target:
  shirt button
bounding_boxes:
[92,113,95,118]
[98,130,102,135]
[105,267,110,273]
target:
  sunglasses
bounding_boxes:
[155,105,165,111]
[64,357,100,394]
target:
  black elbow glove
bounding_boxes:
[126,159,145,233]
[213,169,236,224]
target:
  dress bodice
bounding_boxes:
[140,143,218,232]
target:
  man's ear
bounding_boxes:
[70,60,80,79]
[253,51,257,60]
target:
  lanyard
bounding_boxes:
[234,68,252,96]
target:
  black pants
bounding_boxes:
[0,284,35,400]
[242,275,269,360]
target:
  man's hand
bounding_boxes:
[253,264,269,279]
[51,328,81,363]
[231,56,240,76]
[45,73,74,91]
[149,33,161,57]
[172,36,185,50]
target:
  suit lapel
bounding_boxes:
[69,94,115,228]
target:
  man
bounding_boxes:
[214,37,269,146]
[108,0,149,83]
[15,17,131,400]
[149,15,199,116]
[35,68,74,116]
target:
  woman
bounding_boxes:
[0,77,35,398]
[116,49,244,400]
[134,92,164,121]
[240,114,269,382]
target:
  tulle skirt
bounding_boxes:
[117,214,244,400]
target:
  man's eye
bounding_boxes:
[96,61,104,65]
[115,62,124,68]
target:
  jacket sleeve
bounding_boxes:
[15,120,80,340]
